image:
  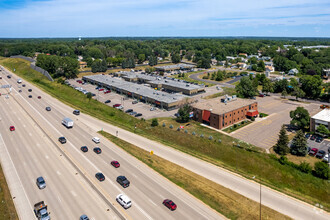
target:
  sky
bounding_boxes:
[0,0,329,38]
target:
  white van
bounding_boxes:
[62,117,74,128]
[116,194,132,209]
[92,137,100,143]
[17,79,22,84]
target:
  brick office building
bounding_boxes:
[192,96,258,129]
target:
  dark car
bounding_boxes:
[18,89,22,93]
[117,176,130,188]
[28,95,32,98]
[73,110,80,115]
[125,109,133,113]
[135,113,142,117]
[58,137,67,144]
[258,94,265,97]
[111,161,120,168]
[36,176,46,189]
[130,111,137,116]
[7,75,11,78]
[45,107,51,111]
[163,199,177,211]
[105,100,111,104]
[95,173,105,182]
[81,146,88,152]
[316,136,323,143]
[305,133,311,139]
[310,135,317,141]
[315,150,326,159]
[308,148,318,156]
[79,215,89,220]
[93,147,102,154]
[22,84,26,87]
[28,89,32,92]
[38,96,41,99]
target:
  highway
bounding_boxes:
[0,67,223,219]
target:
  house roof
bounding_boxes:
[312,109,330,122]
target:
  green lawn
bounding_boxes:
[1,57,329,211]
[168,70,214,86]
[223,120,252,133]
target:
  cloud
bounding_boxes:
[0,0,329,37]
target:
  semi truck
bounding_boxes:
[62,117,74,128]
[34,201,50,220]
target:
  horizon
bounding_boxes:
[0,0,329,38]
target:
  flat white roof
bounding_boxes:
[312,109,330,122]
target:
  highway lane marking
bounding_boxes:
[70,190,77,197]
[23,124,26,128]
[57,195,62,203]
[23,161,27,166]
[29,132,32,136]
[57,170,61,175]
[37,143,41,148]
[18,117,21,121]
[148,199,156,206]
[45,155,49,159]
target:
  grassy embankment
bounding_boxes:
[0,164,19,220]
[99,131,291,220]
[0,58,329,211]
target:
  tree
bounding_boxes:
[316,124,330,137]
[281,89,288,98]
[300,75,323,99]
[290,130,308,156]
[87,92,92,102]
[314,161,329,179]
[256,60,265,72]
[291,86,305,101]
[236,76,257,98]
[262,78,274,94]
[138,54,146,64]
[176,104,192,123]
[149,55,158,66]
[273,125,289,155]
[290,107,310,131]
[151,118,159,127]
[171,53,181,64]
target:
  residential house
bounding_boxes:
[288,68,299,75]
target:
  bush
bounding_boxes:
[218,139,221,143]
[241,121,245,125]
[314,161,329,179]
[169,124,173,129]
[279,156,288,165]
[177,127,181,131]
[260,114,263,118]
[298,161,312,173]
[184,129,188,133]
[251,117,255,121]
[234,124,237,128]
[109,112,115,117]
[162,122,166,127]
[192,131,196,136]
[200,134,204,138]
[151,118,159,127]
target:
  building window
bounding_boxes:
[230,114,231,116]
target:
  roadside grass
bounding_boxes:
[197,72,234,83]
[232,81,240,86]
[99,131,291,220]
[204,87,237,99]
[168,70,214,86]
[1,58,329,211]
[223,120,252,133]
[0,164,19,220]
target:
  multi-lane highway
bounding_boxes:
[0,67,223,219]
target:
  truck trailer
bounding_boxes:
[62,117,74,128]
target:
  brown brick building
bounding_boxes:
[192,97,258,129]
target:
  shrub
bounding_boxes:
[109,112,115,117]
[314,161,329,179]
[162,122,166,127]
[251,117,255,121]
[169,124,173,129]
[241,121,245,125]
[184,129,188,133]
[192,131,196,136]
[260,114,263,118]
[218,139,221,143]
[177,127,181,131]
[151,118,159,127]
[298,161,312,173]
[209,136,213,140]
[279,156,288,165]
[234,124,237,128]
[200,134,204,138]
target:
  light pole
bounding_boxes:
[253,176,262,220]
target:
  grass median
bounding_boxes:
[1,57,329,212]
[99,131,291,220]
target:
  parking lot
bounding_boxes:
[231,95,322,151]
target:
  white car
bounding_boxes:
[150,107,155,111]
[323,154,329,163]
[116,194,132,209]
[92,137,100,143]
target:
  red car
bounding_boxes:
[76,80,82,83]
[309,148,318,156]
[104,90,111,94]
[163,199,177,211]
[111,161,120,168]
[113,104,121,108]
[9,126,15,131]
[38,96,41,99]
[99,88,104,91]
[258,94,265,97]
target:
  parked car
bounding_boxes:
[111,161,120,168]
[316,136,323,143]
[150,107,155,111]
[135,113,142,117]
[99,88,104,91]
[125,109,133,113]
[309,148,318,156]
[93,147,102,154]
[258,94,265,97]
[18,89,22,92]
[58,137,67,144]
[28,95,32,98]
[28,89,32,92]
[22,84,26,87]
[105,100,111,104]
[38,96,41,99]
[104,90,111,94]
[73,110,80,115]
[9,126,15,131]
[323,154,329,163]
[116,194,132,209]
[113,104,121,108]
[45,107,51,111]
[310,135,317,141]
[36,176,46,189]
[81,146,88,152]
[132,100,138,104]
[315,150,326,159]
[79,215,89,220]
[305,133,311,139]
[92,137,100,143]
[163,199,177,211]
[130,111,137,116]
[95,172,105,181]
[117,176,130,188]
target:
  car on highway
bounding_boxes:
[95,172,105,182]
[28,95,32,98]
[79,215,89,220]
[310,135,317,141]
[38,96,41,99]
[0,76,2,79]
[125,109,133,113]
[81,146,88,152]
[73,109,80,115]
[92,137,100,143]
[315,150,326,159]
[117,176,130,188]
[316,136,323,143]
[18,89,22,92]
[130,111,137,116]
[28,89,32,92]
[111,161,120,168]
[308,148,318,156]
[104,100,111,104]
[104,90,111,94]
[22,84,26,87]
[163,199,177,211]
[45,107,51,111]
[93,147,102,154]
[7,75,11,78]
[36,176,46,189]
[58,137,67,144]
[135,113,142,117]
[9,126,15,131]
[116,194,132,209]
[132,100,138,104]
